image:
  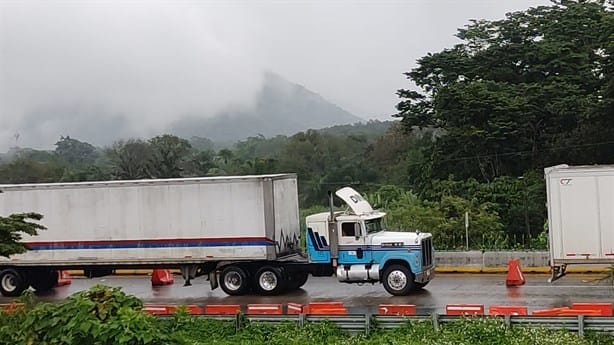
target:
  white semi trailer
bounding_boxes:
[0,174,435,297]
[545,164,614,282]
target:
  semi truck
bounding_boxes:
[0,174,435,297]
[545,164,614,282]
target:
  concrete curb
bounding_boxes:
[434,266,612,274]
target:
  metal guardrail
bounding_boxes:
[180,314,614,336]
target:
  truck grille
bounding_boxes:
[421,237,433,267]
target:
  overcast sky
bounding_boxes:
[0,0,552,150]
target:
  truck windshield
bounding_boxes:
[365,218,385,234]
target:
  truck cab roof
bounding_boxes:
[306,211,386,223]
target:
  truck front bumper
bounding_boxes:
[415,266,435,283]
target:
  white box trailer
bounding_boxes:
[545,164,614,281]
[0,174,301,295]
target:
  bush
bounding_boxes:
[1,285,172,345]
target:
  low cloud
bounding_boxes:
[0,1,265,150]
[0,0,553,151]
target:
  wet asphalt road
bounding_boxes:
[3,273,614,314]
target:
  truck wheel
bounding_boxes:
[0,269,29,297]
[219,266,249,296]
[286,272,309,290]
[30,270,59,292]
[414,281,429,290]
[254,266,285,295]
[382,264,415,296]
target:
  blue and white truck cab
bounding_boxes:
[305,187,435,296]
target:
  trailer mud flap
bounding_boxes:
[548,264,567,283]
[209,271,219,290]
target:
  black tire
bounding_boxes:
[254,266,286,295]
[286,272,309,290]
[84,268,114,278]
[0,269,29,297]
[219,266,250,296]
[414,281,430,290]
[30,270,59,292]
[382,264,415,296]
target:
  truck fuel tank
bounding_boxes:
[336,264,380,282]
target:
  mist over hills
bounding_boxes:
[6,72,363,150]
[170,72,363,142]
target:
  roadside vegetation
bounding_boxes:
[0,212,46,257]
[0,285,613,345]
[1,1,611,251]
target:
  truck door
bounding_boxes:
[338,222,371,264]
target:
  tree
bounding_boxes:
[183,149,217,177]
[0,158,64,184]
[105,139,153,180]
[148,135,192,178]
[54,136,99,166]
[188,136,215,152]
[365,123,435,189]
[212,148,246,175]
[396,1,614,182]
[0,213,46,257]
[278,130,373,206]
[58,165,111,182]
[233,135,288,162]
[236,158,279,175]
[421,173,545,241]
[365,185,505,250]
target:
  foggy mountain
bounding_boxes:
[170,72,362,142]
[6,72,362,150]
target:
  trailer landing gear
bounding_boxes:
[181,265,199,286]
[548,264,567,283]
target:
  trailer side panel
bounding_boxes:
[546,165,614,264]
[0,175,298,265]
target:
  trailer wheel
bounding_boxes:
[219,266,249,296]
[254,266,285,295]
[30,270,59,292]
[382,264,415,296]
[0,269,29,297]
[286,272,309,290]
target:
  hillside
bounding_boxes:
[170,72,362,142]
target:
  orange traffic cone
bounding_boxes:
[506,259,526,286]
[56,271,72,286]
[151,269,174,286]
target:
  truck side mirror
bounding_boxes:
[354,223,361,240]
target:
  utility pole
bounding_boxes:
[519,176,531,242]
[465,211,469,250]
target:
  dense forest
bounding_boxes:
[1,1,612,251]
